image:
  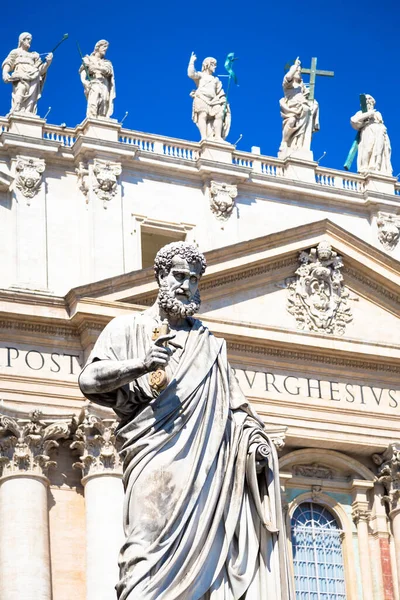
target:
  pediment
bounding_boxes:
[67,220,400,347]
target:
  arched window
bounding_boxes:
[291,502,346,600]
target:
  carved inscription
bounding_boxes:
[233,367,399,410]
[0,345,81,376]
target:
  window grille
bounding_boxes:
[291,502,346,600]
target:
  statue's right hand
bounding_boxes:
[2,73,11,83]
[190,52,197,61]
[143,333,176,372]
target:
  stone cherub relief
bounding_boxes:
[208,181,238,220]
[14,157,45,203]
[286,241,353,335]
[93,160,121,208]
[188,53,230,142]
[2,32,53,116]
[376,212,400,252]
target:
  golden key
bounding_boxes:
[149,319,170,394]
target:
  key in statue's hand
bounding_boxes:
[143,333,175,373]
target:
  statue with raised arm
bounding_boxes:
[79,40,116,119]
[350,95,392,175]
[79,241,292,600]
[188,52,230,142]
[2,32,53,116]
[278,57,319,159]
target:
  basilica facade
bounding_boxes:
[0,110,399,600]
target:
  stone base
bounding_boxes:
[77,117,121,142]
[283,155,318,184]
[198,139,234,164]
[8,113,45,138]
[363,172,396,195]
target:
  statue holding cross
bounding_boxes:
[278,57,334,160]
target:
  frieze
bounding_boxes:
[292,464,334,479]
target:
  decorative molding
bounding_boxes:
[287,241,354,335]
[377,212,400,252]
[344,267,400,305]
[311,485,323,501]
[0,410,71,478]
[0,319,78,339]
[373,443,400,513]
[292,463,334,479]
[14,157,45,203]
[93,160,121,208]
[71,406,122,479]
[227,342,400,374]
[208,181,237,221]
[75,161,89,201]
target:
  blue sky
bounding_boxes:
[1,0,399,175]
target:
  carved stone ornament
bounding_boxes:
[352,506,371,525]
[372,443,400,512]
[377,212,400,251]
[286,241,353,335]
[209,181,238,221]
[0,410,71,478]
[293,463,334,479]
[93,160,121,208]
[71,406,122,479]
[15,157,45,203]
[75,161,89,201]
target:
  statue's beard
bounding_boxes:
[157,282,201,318]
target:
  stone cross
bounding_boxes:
[285,57,334,101]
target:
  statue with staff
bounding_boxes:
[78,39,116,119]
[344,94,392,175]
[188,52,237,142]
[278,56,334,159]
[2,32,68,116]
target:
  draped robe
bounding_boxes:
[80,312,292,600]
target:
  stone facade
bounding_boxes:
[0,113,399,599]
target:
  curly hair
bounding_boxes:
[154,242,206,283]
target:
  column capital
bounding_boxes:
[352,506,371,525]
[0,410,71,480]
[71,405,122,481]
[372,443,400,513]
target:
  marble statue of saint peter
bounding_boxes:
[79,241,292,600]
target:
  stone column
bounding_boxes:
[352,505,374,600]
[373,444,400,594]
[0,410,70,600]
[71,405,124,600]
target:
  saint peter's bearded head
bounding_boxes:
[154,242,206,318]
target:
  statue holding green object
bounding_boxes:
[188,53,230,142]
[2,32,53,116]
[349,94,392,175]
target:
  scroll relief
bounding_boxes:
[14,157,45,203]
[208,181,237,221]
[377,212,400,252]
[93,160,121,208]
[286,241,354,335]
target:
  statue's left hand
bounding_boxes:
[46,53,53,63]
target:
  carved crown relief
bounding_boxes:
[208,181,238,221]
[377,212,400,251]
[15,157,45,203]
[0,410,70,478]
[93,160,122,208]
[286,241,354,335]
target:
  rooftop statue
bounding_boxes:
[278,57,320,159]
[79,241,292,600]
[79,39,116,119]
[188,53,231,142]
[350,94,392,176]
[2,32,53,116]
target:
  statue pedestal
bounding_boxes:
[363,172,396,195]
[283,154,317,185]
[198,139,234,165]
[8,113,45,138]
[77,118,121,143]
